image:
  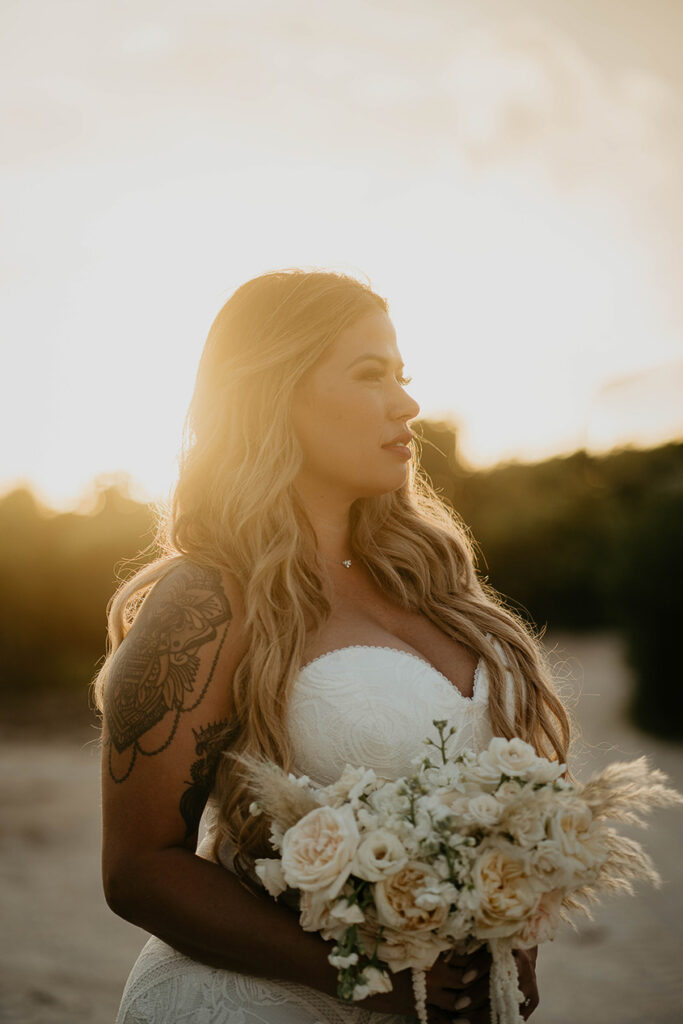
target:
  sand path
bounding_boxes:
[1,632,681,1023]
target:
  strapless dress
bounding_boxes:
[116,639,513,1024]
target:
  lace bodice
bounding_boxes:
[286,644,495,785]
[119,641,514,1024]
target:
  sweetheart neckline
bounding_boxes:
[298,644,485,703]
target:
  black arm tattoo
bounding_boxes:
[179,719,230,840]
[104,562,232,782]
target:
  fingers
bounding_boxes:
[428,953,492,1013]
[435,946,492,991]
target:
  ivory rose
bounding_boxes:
[351,829,408,881]
[480,737,539,778]
[464,793,504,828]
[547,800,595,861]
[500,795,548,846]
[515,889,563,948]
[528,840,574,889]
[281,805,359,897]
[473,844,539,938]
[373,925,450,972]
[374,862,448,932]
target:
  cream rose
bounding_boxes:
[500,798,548,847]
[528,840,574,889]
[547,800,594,860]
[374,862,448,932]
[480,737,539,778]
[374,925,450,972]
[473,844,539,938]
[515,889,563,948]
[351,829,408,881]
[281,805,359,897]
[465,793,504,828]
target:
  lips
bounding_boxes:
[383,431,413,448]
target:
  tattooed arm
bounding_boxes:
[100,560,358,1001]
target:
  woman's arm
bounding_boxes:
[100,560,537,1017]
[101,560,344,995]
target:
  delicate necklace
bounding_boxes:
[325,556,353,569]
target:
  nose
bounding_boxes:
[391,381,420,423]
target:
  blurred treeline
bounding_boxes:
[1,422,681,738]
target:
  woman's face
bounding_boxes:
[291,311,421,501]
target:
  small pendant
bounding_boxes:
[341,559,352,569]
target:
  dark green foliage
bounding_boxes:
[1,429,681,739]
[608,487,683,739]
[0,482,156,701]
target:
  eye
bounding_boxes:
[396,374,413,387]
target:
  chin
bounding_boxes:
[352,466,410,499]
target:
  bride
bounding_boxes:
[96,269,569,1022]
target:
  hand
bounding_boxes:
[424,946,492,1024]
[426,945,539,1023]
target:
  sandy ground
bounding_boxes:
[1,632,681,1024]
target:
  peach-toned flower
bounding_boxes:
[515,889,563,948]
[473,844,539,938]
[281,805,359,897]
[374,862,448,932]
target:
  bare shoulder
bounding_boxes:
[102,557,246,773]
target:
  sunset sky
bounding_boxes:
[2,0,682,509]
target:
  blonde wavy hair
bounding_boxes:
[95,268,571,886]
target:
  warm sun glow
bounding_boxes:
[2,3,682,509]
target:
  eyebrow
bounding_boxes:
[345,353,405,371]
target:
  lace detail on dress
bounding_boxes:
[300,645,484,703]
[287,645,493,786]
[116,641,516,1023]
[117,937,415,1024]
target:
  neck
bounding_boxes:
[294,478,353,565]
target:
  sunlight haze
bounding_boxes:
[2,0,682,509]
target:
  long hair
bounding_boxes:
[94,268,571,886]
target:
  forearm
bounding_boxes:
[107,846,340,996]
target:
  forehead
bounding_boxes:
[323,311,401,366]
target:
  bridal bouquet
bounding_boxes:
[244,722,681,1024]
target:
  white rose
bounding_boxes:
[375,862,448,932]
[500,799,548,848]
[472,844,539,939]
[351,829,408,881]
[463,760,503,791]
[254,857,287,898]
[495,780,527,804]
[281,805,359,897]
[480,737,539,778]
[527,758,566,784]
[515,889,563,948]
[465,794,504,828]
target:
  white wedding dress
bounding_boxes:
[116,640,511,1024]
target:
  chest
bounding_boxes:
[303,571,479,699]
